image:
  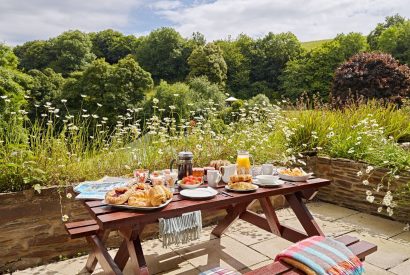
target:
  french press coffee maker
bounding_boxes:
[170,151,193,180]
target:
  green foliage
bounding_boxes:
[48,30,96,76]
[0,44,18,68]
[188,43,227,86]
[62,56,153,121]
[188,76,226,111]
[281,33,368,100]
[251,32,304,97]
[332,52,410,105]
[90,29,140,64]
[367,14,406,50]
[136,27,189,82]
[27,68,65,116]
[378,21,410,65]
[13,40,51,71]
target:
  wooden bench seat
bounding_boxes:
[65,220,99,239]
[245,235,377,275]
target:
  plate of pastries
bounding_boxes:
[225,174,259,192]
[104,183,173,210]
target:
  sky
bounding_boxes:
[1,0,410,46]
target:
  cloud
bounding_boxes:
[155,0,410,41]
[0,0,144,45]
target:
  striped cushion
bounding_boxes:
[199,267,240,275]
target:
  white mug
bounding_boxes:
[207,170,222,187]
[262,164,274,175]
[220,164,237,183]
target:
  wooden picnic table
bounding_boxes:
[77,178,330,275]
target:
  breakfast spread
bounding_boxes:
[279,168,307,176]
[227,173,257,191]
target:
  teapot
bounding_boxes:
[170,151,193,180]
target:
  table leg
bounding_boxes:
[258,197,281,235]
[86,235,122,275]
[285,192,324,236]
[211,200,254,237]
[114,240,129,270]
[119,226,149,275]
[84,230,110,273]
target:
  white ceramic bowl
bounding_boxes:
[255,175,279,185]
[178,180,202,189]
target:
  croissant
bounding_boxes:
[128,190,151,207]
[230,174,252,183]
[149,185,172,206]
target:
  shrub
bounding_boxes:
[332,52,410,105]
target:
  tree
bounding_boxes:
[216,37,251,98]
[188,76,226,111]
[13,40,51,71]
[250,32,304,97]
[367,14,406,50]
[27,68,65,118]
[135,27,189,82]
[188,43,227,86]
[378,21,410,66]
[48,30,95,76]
[62,56,153,121]
[281,33,368,100]
[332,52,410,105]
[90,29,140,64]
[0,44,18,68]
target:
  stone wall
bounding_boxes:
[306,156,410,223]
[0,185,284,272]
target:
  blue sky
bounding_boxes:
[1,0,409,45]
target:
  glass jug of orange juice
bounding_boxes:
[236,150,253,175]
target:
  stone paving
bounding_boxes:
[13,202,410,275]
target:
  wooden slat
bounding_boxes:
[68,224,99,239]
[335,235,359,246]
[348,241,377,259]
[65,220,97,229]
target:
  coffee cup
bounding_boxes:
[207,170,222,187]
[262,164,274,175]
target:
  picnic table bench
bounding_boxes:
[65,178,376,274]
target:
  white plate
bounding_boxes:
[180,187,218,199]
[278,173,311,182]
[254,176,284,187]
[225,184,259,192]
[177,180,203,189]
[103,198,172,211]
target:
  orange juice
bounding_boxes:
[237,152,251,175]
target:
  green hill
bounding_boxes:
[301,39,333,51]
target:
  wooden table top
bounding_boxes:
[85,178,330,230]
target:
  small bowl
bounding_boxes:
[255,175,279,185]
[178,180,202,189]
[277,168,311,182]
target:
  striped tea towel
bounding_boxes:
[199,267,239,275]
[275,236,364,275]
[159,211,202,248]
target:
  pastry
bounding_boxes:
[105,187,131,205]
[210,160,231,171]
[149,185,173,206]
[280,168,306,176]
[128,190,151,207]
[130,183,150,192]
[228,181,255,190]
[229,174,252,183]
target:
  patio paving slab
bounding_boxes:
[11,202,410,275]
[340,213,404,238]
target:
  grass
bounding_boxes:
[301,39,333,51]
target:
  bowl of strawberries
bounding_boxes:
[178,175,203,189]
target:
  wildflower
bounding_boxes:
[61,99,67,103]
[377,207,383,213]
[34,104,40,107]
[45,102,52,106]
[348,148,355,154]
[366,195,375,203]
[158,149,163,155]
[404,224,410,231]
[365,166,374,174]
[227,139,232,144]
[394,175,400,179]
[66,193,72,199]
[387,207,394,216]
[173,94,179,97]
[169,105,176,110]
[82,109,87,112]
[33,184,42,193]
[357,171,363,177]
[298,159,307,166]
[357,136,362,141]
[102,117,108,121]
[326,132,334,138]
[62,214,69,222]
[97,103,102,107]
[5,99,10,102]
[82,114,90,118]
[80,94,87,98]
[124,165,131,170]
[159,108,165,112]
[366,190,372,196]
[41,114,47,117]
[362,180,369,185]
[0,95,7,99]
[89,136,94,139]
[196,144,203,151]
[92,114,99,119]
[153,98,159,104]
